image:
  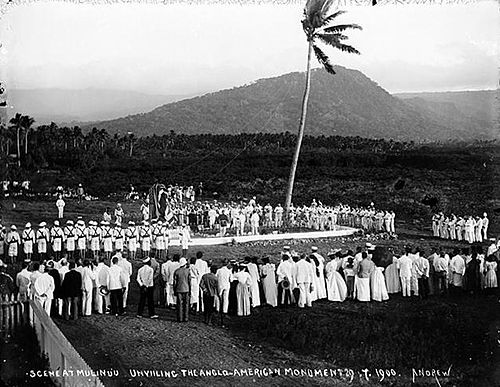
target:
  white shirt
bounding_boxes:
[277,259,295,285]
[107,264,124,290]
[295,259,313,284]
[137,265,154,287]
[397,255,413,278]
[216,266,232,293]
[450,255,465,275]
[414,256,430,278]
[82,266,96,291]
[34,272,55,298]
[117,258,132,286]
[95,262,110,287]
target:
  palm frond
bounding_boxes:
[336,43,361,55]
[316,33,349,46]
[323,23,362,33]
[319,0,337,19]
[304,0,323,20]
[321,10,346,26]
[313,45,336,74]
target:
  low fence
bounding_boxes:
[29,299,106,387]
[0,294,29,336]
[1,294,106,387]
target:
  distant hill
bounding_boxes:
[7,88,195,125]
[395,90,498,139]
[82,67,497,141]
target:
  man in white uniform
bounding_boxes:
[117,253,132,309]
[50,220,64,261]
[34,264,55,315]
[56,195,65,219]
[36,222,50,261]
[125,221,138,260]
[295,254,314,308]
[216,260,232,315]
[22,223,35,261]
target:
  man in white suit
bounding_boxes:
[295,254,314,308]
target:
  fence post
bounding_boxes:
[0,296,4,334]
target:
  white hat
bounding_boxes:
[328,249,340,256]
[128,221,135,225]
[54,220,60,226]
[179,257,187,266]
[77,220,84,225]
[67,220,74,225]
[11,225,17,230]
[311,246,318,251]
[142,257,151,263]
[283,245,290,251]
[25,222,31,228]
[484,212,487,217]
[39,222,46,227]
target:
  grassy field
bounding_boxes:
[1,200,499,387]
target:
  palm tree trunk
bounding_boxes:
[284,40,313,219]
[16,128,21,167]
[24,130,28,155]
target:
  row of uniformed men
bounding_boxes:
[432,213,489,243]
[0,220,192,263]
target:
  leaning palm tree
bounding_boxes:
[284,1,361,218]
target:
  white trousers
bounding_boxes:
[36,296,52,315]
[94,292,110,314]
[216,289,229,313]
[298,283,312,308]
[122,285,129,308]
[401,277,411,297]
[410,275,419,296]
[82,289,93,316]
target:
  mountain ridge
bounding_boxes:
[80,67,495,141]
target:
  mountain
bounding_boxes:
[395,90,498,139]
[7,88,195,125]
[80,68,496,141]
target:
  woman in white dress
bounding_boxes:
[260,257,277,307]
[371,265,389,302]
[325,252,347,302]
[307,256,319,302]
[234,265,252,316]
[189,257,200,312]
[384,255,401,294]
[484,258,498,290]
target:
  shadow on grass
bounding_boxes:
[0,325,54,386]
[226,292,500,386]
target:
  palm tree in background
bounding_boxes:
[21,115,35,156]
[284,0,361,218]
[9,113,23,167]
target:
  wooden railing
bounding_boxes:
[0,294,29,336]
[29,299,106,387]
[1,294,105,387]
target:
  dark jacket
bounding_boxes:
[48,268,62,299]
[61,270,82,298]
[173,266,191,293]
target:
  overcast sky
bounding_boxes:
[1,1,498,95]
